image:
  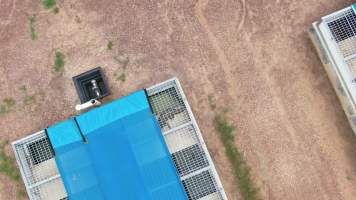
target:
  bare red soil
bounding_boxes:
[1,0,356,199]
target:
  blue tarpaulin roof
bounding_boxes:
[47,90,188,200]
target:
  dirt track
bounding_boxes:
[2,0,356,199]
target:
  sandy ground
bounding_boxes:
[1,0,356,199]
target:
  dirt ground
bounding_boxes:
[2,0,356,199]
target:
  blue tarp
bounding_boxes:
[47,90,188,200]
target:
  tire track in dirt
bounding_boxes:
[195,0,240,105]
[195,0,341,199]
[263,68,342,199]
[237,1,346,197]
[194,1,259,199]
[162,0,173,41]
[0,0,16,38]
[236,0,246,32]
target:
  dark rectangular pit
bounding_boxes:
[72,67,110,103]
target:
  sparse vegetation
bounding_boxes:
[18,85,42,106]
[0,140,20,181]
[347,175,353,181]
[42,0,56,9]
[75,16,81,23]
[0,98,16,114]
[116,73,126,82]
[37,90,46,99]
[208,95,216,109]
[53,7,59,14]
[23,95,36,105]
[17,190,27,199]
[107,41,113,50]
[114,55,129,69]
[18,85,27,92]
[0,140,26,199]
[54,51,65,72]
[29,15,37,40]
[214,114,260,200]
[113,55,130,82]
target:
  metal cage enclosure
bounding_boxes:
[146,78,227,200]
[12,131,67,200]
[12,78,227,200]
[310,5,356,134]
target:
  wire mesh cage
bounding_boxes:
[148,85,191,132]
[147,78,228,200]
[29,177,67,200]
[182,170,221,200]
[310,5,356,134]
[168,124,210,177]
[326,8,356,58]
[13,78,227,200]
[12,131,68,200]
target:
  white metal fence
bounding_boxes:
[147,78,228,200]
[12,131,67,200]
[326,7,356,59]
[310,5,356,134]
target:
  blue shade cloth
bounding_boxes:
[76,90,150,134]
[353,4,356,14]
[47,119,82,149]
[47,119,104,199]
[47,90,188,200]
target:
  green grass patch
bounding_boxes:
[53,7,59,14]
[4,98,16,108]
[42,0,56,9]
[17,190,27,199]
[107,41,113,50]
[0,140,27,198]
[0,140,21,181]
[208,95,216,109]
[0,98,16,114]
[54,51,65,72]
[18,85,27,92]
[214,114,260,200]
[29,15,37,40]
[23,95,36,105]
[115,73,126,82]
